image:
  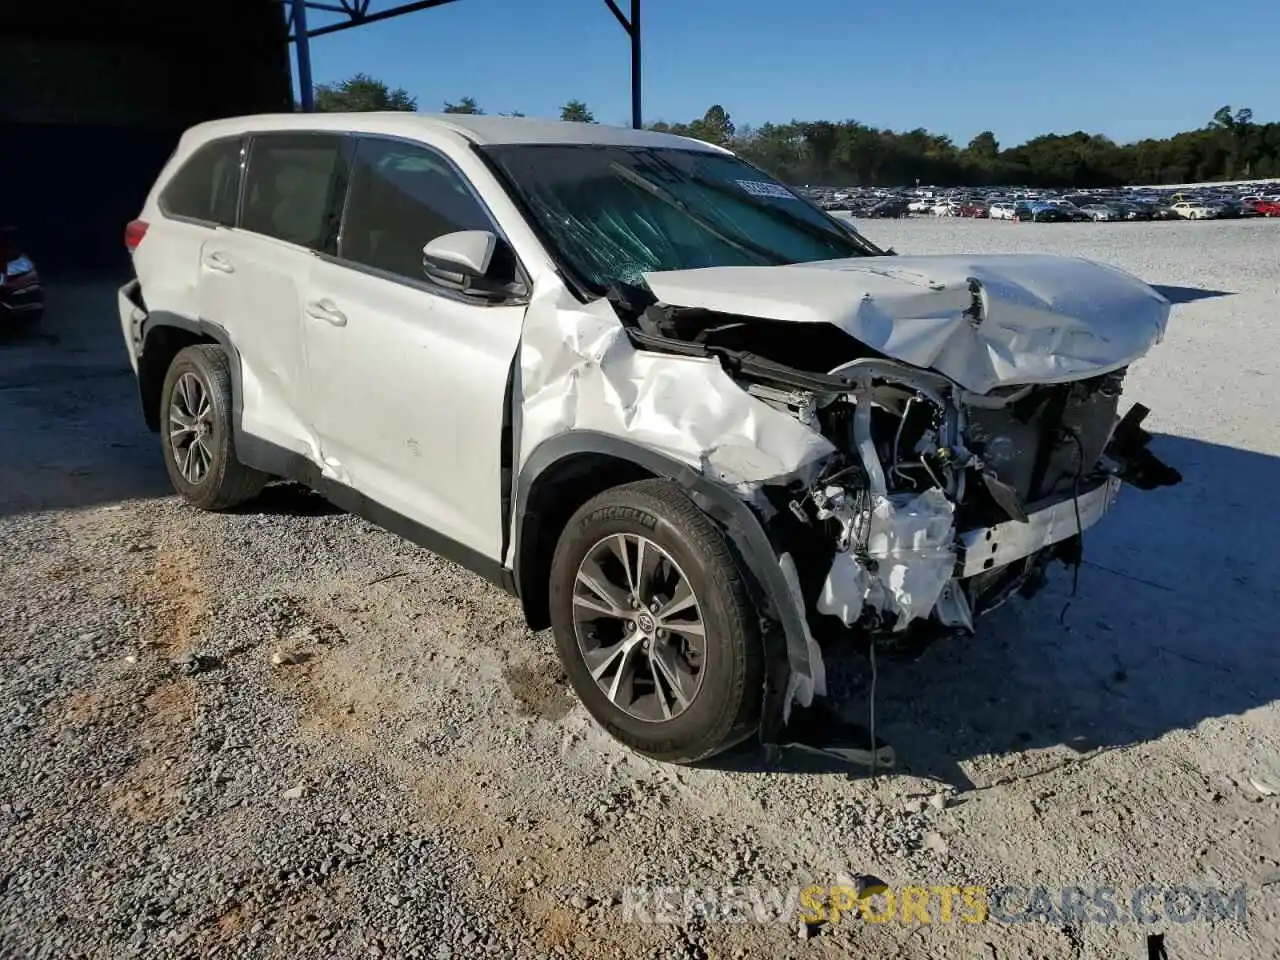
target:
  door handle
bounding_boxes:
[305,299,347,327]
[202,251,235,274]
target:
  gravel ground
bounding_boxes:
[2,217,1278,959]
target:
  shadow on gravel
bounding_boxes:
[236,482,344,517]
[0,327,61,347]
[1150,284,1235,304]
[0,278,173,517]
[702,433,1280,789]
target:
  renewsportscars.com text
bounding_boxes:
[620,884,1248,926]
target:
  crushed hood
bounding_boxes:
[642,254,1170,394]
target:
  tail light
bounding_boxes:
[125,219,149,252]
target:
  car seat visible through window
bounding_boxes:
[343,158,456,280]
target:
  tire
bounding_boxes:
[549,479,764,763]
[159,344,268,510]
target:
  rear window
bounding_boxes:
[241,133,350,253]
[160,138,244,225]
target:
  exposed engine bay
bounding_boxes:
[621,300,1182,657]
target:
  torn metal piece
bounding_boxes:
[1104,403,1183,490]
[981,470,1029,523]
[933,580,975,633]
[516,281,835,489]
[955,477,1121,578]
[963,277,985,328]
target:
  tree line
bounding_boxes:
[312,76,1278,187]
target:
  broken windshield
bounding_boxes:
[481,143,878,294]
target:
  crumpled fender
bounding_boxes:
[515,280,834,491]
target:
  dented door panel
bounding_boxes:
[304,259,524,559]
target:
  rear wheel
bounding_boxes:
[160,344,267,510]
[549,480,764,762]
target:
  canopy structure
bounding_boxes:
[283,0,644,127]
[3,0,292,270]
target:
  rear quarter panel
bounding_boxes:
[130,130,216,326]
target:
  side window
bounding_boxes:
[340,137,496,283]
[160,138,243,225]
[241,133,350,252]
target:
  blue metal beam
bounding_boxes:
[285,0,642,127]
[292,0,314,111]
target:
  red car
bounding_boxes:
[0,226,43,325]
[1253,199,1280,217]
[956,201,989,218]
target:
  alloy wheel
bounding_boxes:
[168,371,215,484]
[571,533,707,722]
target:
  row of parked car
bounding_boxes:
[806,184,1280,223]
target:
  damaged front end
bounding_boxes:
[613,274,1181,718]
[515,252,1180,740]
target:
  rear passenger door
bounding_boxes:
[302,135,527,562]
[197,131,351,455]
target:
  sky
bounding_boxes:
[297,0,1278,147]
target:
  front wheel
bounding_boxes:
[549,480,764,762]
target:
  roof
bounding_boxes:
[182,111,727,153]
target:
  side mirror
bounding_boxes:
[422,230,497,288]
[422,230,525,299]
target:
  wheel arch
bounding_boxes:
[513,433,800,640]
[513,438,658,631]
[513,432,817,743]
[137,314,238,433]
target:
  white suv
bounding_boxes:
[119,113,1180,763]
[1170,201,1218,220]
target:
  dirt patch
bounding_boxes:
[502,657,573,722]
[294,671,375,739]
[103,679,196,823]
[210,899,256,941]
[130,547,209,655]
[264,606,367,736]
[49,690,109,729]
[43,681,138,733]
[42,562,76,581]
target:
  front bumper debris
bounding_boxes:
[955,476,1121,578]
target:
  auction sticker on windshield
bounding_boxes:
[735,179,799,200]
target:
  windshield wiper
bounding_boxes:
[607,161,788,267]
